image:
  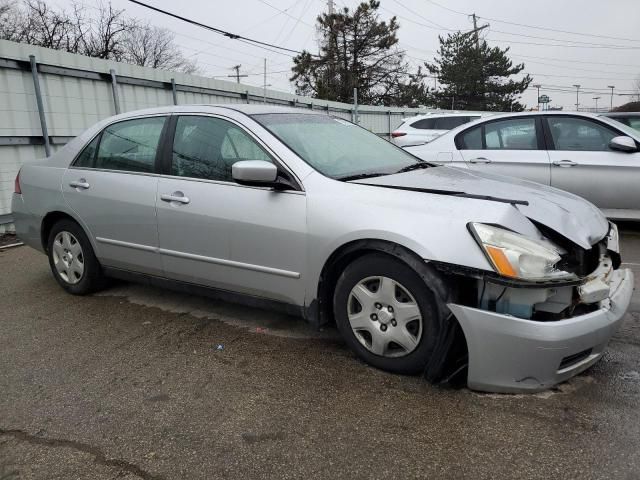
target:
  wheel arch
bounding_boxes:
[41,210,94,253]
[313,239,443,326]
[311,238,469,384]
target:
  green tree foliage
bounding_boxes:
[291,0,429,106]
[426,32,531,111]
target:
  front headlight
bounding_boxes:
[469,223,577,281]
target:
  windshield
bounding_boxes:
[253,113,425,179]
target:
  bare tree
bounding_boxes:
[77,1,133,60]
[0,0,200,74]
[121,23,199,74]
[0,0,27,43]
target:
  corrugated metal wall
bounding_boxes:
[0,39,446,229]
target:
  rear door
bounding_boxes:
[155,114,307,305]
[63,115,166,275]
[455,116,551,185]
[544,115,640,211]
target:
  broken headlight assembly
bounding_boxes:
[469,223,578,282]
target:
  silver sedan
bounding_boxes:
[11,105,633,393]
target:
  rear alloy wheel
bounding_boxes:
[51,231,85,285]
[47,219,106,295]
[334,253,449,375]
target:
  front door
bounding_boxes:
[456,117,551,185]
[156,114,307,305]
[63,116,167,275]
[545,115,640,213]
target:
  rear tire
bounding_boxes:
[333,253,450,375]
[47,219,106,295]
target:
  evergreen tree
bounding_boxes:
[291,0,428,106]
[426,32,531,111]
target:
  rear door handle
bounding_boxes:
[160,192,190,204]
[552,160,577,167]
[69,179,90,189]
[469,157,492,164]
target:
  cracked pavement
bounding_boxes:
[1,225,640,479]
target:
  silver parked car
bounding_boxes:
[12,105,633,393]
[404,111,640,220]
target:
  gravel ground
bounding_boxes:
[1,227,640,479]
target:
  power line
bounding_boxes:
[524,71,639,81]
[489,28,640,48]
[257,0,315,28]
[424,0,640,43]
[487,36,640,50]
[389,0,449,30]
[127,0,307,55]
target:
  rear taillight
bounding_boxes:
[391,131,407,138]
[14,170,21,194]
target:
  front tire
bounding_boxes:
[47,219,105,295]
[333,253,449,375]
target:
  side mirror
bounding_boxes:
[609,136,637,152]
[232,160,278,186]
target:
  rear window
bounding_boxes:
[434,116,471,130]
[410,118,436,129]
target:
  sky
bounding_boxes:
[54,0,640,110]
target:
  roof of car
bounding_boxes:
[111,104,325,119]
[405,112,488,121]
[602,112,640,117]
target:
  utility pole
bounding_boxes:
[471,13,481,51]
[469,14,488,109]
[607,85,615,111]
[593,96,601,112]
[228,65,248,84]
[328,0,334,15]
[533,84,541,111]
[263,59,267,103]
[573,84,581,111]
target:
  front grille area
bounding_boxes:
[533,222,602,278]
[557,243,601,278]
[558,348,593,371]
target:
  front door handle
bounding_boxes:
[160,192,190,204]
[469,157,492,164]
[69,179,90,189]
[552,159,578,167]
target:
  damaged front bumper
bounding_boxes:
[448,265,634,393]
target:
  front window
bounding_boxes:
[254,114,422,179]
[171,115,273,182]
[546,117,617,151]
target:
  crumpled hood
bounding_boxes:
[354,166,609,249]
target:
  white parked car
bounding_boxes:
[404,111,640,220]
[391,113,489,147]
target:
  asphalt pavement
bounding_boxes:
[1,226,640,479]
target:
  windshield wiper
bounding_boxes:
[396,162,433,174]
[338,172,389,182]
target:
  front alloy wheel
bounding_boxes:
[334,253,449,375]
[347,276,422,358]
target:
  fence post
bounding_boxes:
[387,110,392,140]
[352,88,359,124]
[171,78,178,105]
[109,69,120,114]
[245,90,250,104]
[29,55,51,157]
